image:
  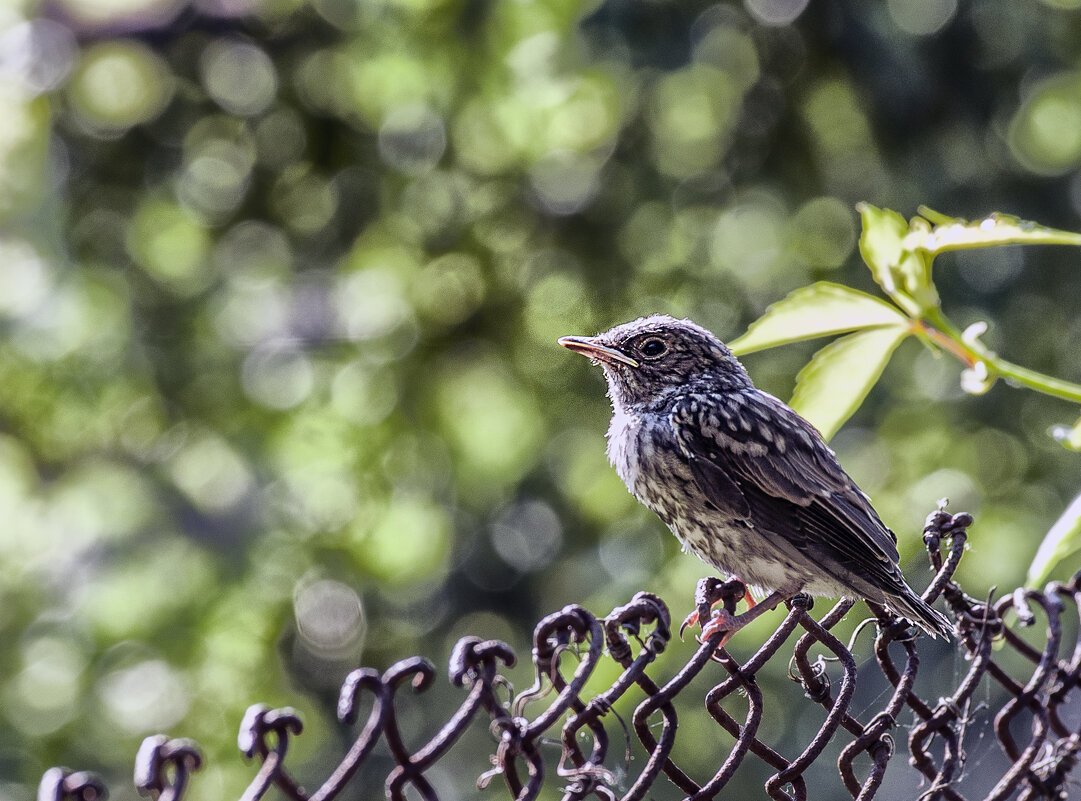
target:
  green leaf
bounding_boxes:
[728,282,908,356]
[789,324,910,441]
[908,209,1081,255]
[856,203,935,314]
[856,203,909,297]
[1027,491,1081,586]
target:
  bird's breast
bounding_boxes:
[605,408,643,491]
[606,409,700,527]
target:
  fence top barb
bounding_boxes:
[38,508,1081,801]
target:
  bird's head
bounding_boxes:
[559,315,750,410]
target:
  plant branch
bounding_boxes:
[919,308,1081,405]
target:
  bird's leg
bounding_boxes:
[741,587,757,609]
[679,576,756,639]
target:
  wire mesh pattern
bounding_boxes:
[39,509,1081,801]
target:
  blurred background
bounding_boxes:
[2,0,1081,799]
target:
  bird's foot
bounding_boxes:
[679,576,753,641]
[697,609,739,650]
[679,597,754,638]
[698,593,792,656]
[681,577,794,657]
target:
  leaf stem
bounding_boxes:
[989,359,1081,405]
[914,321,978,368]
[920,308,1081,405]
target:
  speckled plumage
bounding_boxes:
[561,314,952,639]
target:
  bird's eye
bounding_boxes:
[640,338,667,358]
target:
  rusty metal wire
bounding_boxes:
[40,509,1081,801]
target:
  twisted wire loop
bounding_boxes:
[385,640,517,801]
[237,705,306,801]
[37,507,1081,801]
[135,736,202,801]
[37,768,108,801]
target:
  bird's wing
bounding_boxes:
[670,391,902,581]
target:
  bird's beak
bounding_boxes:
[558,336,639,367]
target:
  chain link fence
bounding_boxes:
[38,509,1081,801]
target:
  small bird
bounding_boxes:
[559,315,952,643]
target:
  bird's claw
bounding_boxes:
[678,609,699,641]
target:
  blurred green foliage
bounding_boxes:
[2,1,1081,799]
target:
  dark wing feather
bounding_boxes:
[670,391,902,585]
[684,451,751,519]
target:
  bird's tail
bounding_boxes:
[886,589,954,639]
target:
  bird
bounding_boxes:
[559,314,953,644]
